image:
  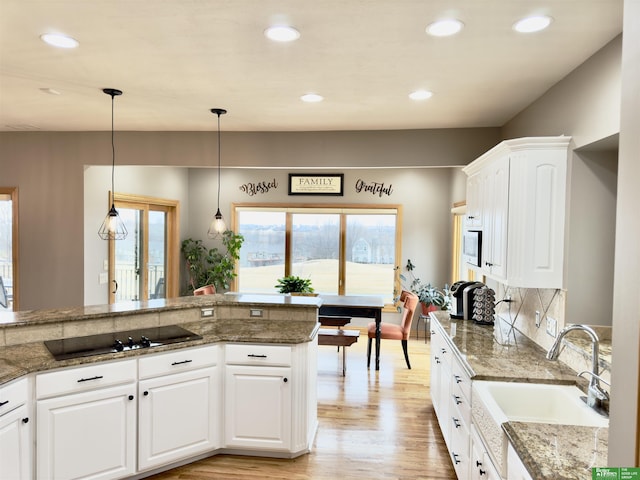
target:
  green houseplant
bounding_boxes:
[275,275,315,295]
[401,259,450,313]
[181,230,245,294]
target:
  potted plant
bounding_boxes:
[181,230,244,294]
[275,275,315,295]
[401,259,450,314]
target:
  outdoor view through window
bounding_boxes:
[0,192,13,310]
[236,207,398,304]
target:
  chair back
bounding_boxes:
[399,290,419,335]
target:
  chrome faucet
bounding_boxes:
[546,324,609,414]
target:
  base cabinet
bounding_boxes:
[225,364,292,450]
[0,403,31,480]
[36,383,137,480]
[138,366,220,471]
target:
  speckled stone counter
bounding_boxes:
[0,294,321,385]
[431,311,609,480]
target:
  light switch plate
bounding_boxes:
[201,308,214,318]
[546,316,557,337]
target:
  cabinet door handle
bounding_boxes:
[0,400,8,407]
[77,375,103,383]
[22,417,29,424]
[434,356,440,364]
[454,375,462,384]
[452,453,461,465]
[476,460,482,467]
[441,348,447,354]
[479,469,486,476]
[452,417,461,428]
[171,359,193,366]
[453,395,462,405]
[128,395,134,401]
[283,378,288,383]
[143,391,149,396]
[248,354,267,358]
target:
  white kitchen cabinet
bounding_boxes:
[225,363,292,450]
[429,324,452,447]
[470,424,501,480]
[138,345,220,471]
[0,378,32,480]
[463,136,571,288]
[465,171,484,229]
[37,382,137,480]
[36,359,137,480]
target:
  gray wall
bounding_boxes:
[0,128,501,310]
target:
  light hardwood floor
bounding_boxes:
[148,328,456,480]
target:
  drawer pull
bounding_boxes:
[143,391,149,396]
[454,375,463,384]
[479,469,486,476]
[248,354,267,358]
[453,395,462,405]
[452,417,461,428]
[22,417,29,424]
[441,348,447,354]
[0,400,8,407]
[128,395,134,401]
[283,378,288,383]
[476,460,482,467]
[452,453,461,465]
[171,359,193,366]
[77,375,103,383]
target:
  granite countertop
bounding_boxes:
[0,293,322,328]
[431,311,609,480]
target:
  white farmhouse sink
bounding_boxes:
[472,381,609,477]
[473,381,609,427]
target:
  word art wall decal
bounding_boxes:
[354,179,393,197]
[239,178,278,196]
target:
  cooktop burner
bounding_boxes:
[44,325,202,361]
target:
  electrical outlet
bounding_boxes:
[546,316,557,337]
[201,308,214,318]
[535,310,541,327]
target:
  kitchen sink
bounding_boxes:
[473,380,609,427]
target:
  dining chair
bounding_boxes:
[366,290,419,369]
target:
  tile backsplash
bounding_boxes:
[492,284,611,385]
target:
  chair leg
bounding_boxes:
[401,339,411,369]
[366,337,372,368]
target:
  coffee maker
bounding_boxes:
[449,281,485,319]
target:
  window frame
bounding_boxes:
[232,202,402,309]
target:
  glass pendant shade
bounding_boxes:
[99,88,127,240]
[207,208,227,238]
[98,204,128,240]
[207,108,227,239]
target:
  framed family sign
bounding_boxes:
[288,173,344,196]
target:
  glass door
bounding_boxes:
[109,194,178,303]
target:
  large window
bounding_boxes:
[234,204,401,305]
[0,188,18,311]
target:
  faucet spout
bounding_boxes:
[546,324,609,415]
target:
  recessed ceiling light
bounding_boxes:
[409,90,433,101]
[300,93,323,103]
[513,15,553,33]
[264,25,300,42]
[426,19,464,37]
[40,33,79,48]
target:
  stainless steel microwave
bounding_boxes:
[463,230,482,267]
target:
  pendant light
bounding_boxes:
[207,108,227,238]
[98,88,128,240]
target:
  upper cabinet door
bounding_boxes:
[465,172,484,229]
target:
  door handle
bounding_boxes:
[112,279,118,294]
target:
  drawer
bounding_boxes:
[225,343,292,367]
[451,381,471,427]
[451,358,472,401]
[138,345,219,379]
[36,359,136,399]
[0,377,28,416]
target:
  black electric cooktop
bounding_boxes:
[44,325,202,361]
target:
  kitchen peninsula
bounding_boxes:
[0,294,321,480]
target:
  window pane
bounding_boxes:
[148,210,166,299]
[0,194,12,310]
[291,214,340,294]
[115,208,143,302]
[345,214,396,303]
[238,211,286,293]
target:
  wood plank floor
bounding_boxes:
[147,328,456,480]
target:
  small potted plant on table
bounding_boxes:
[275,275,316,296]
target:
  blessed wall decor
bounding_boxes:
[288,173,344,196]
[239,178,278,196]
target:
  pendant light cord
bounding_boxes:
[110,93,116,204]
[217,112,221,210]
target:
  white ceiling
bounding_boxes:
[0,0,623,132]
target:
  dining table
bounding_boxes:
[318,294,385,370]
